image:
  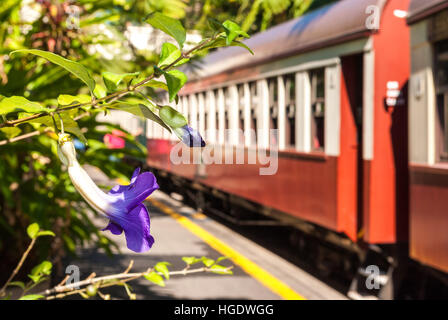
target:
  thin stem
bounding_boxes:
[0,112,89,146]
[39,265,233,299]
[0,238,36,296]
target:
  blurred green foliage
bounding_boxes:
[0,0,153,281]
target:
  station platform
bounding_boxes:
[62,166,347,300]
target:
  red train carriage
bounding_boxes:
[407,0,448,275]
[143,0,447,298]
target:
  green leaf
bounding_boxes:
[27,274,41,283]
[182,256,202,265]
[158,43,181,68]
[27,223,39,239]
[208,18,223,31]
[0,96,50,116]
[200,36,253,55]
[154,262,171,280]
[145,12,186,49]
[37,230,55,237]
[108,102,171,133]
[209,265,233,275]
[94,84,107,99]
[8,281,25,290]
[144,271,165,287]
[174,58,190,67]
[19,295,44,300]
[31,261,52,276]
[141,80,168,91]
[201,257,215,267]
[161,69,187,102]
[222,20,250,45]
[28,260,52,284]
[159,105,187,128]
[102,71,139,92]
[0,127,21,139]
[57,94,91,106]
[11,49,96,93]
[215,256,230,264]
[21,112,87,144]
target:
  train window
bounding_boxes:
[310,68,325,151]
[435,40,448,161]
[285,74,296,148]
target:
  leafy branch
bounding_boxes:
[0,223,55,299]
[40,257,233,300]
[0,223,233,300]
[0,14,252,149]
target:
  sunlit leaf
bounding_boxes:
[182,256,202,265]
[160,69,187,102]
[21,112,87,144]
[37,230,55,237]
[94,84,107,99]
[154,262,171,280]
[209,265,233,275]
[159,105,187,128]
[57,94,91,106]
[11,49,96,93]
[27,223,39,239]
[102,71,139,92]
[108,102,171,133]
[158,43,181,68]
[144,271,165,287]
[200,36,253,55]
[201,257,215,267]
[0,127,21,139]
[141,80,168,92]
[222,20,249,45]
[145,12,186,48]
[0,96,50,116]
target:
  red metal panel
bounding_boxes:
[364,0,410,243]
[147,139,342,232]
[338,55,363,242]
[410,165,448,273]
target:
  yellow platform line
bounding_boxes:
[148,198,306,300]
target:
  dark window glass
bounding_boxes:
[436,40,448,161]
[249,81,258,145]
[285,74,296,148]
[310,68,325,151]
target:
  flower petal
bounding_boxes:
[175,125,205,147]
[102,220,123,235]
[121,172,159,210]
[130,167,140,184]
[116,203,154,252]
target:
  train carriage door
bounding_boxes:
[339,54,364,241]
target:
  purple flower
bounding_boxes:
[57,133,158,253]
[175,125,206,147]
[102,168,159,252]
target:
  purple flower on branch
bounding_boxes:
[175,125,206,147]
[58,133,158,253]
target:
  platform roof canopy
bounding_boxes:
[407,0,448,24]
[185,0,386,81]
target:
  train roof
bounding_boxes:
[407,0,448,24]
[184,0,385,82]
